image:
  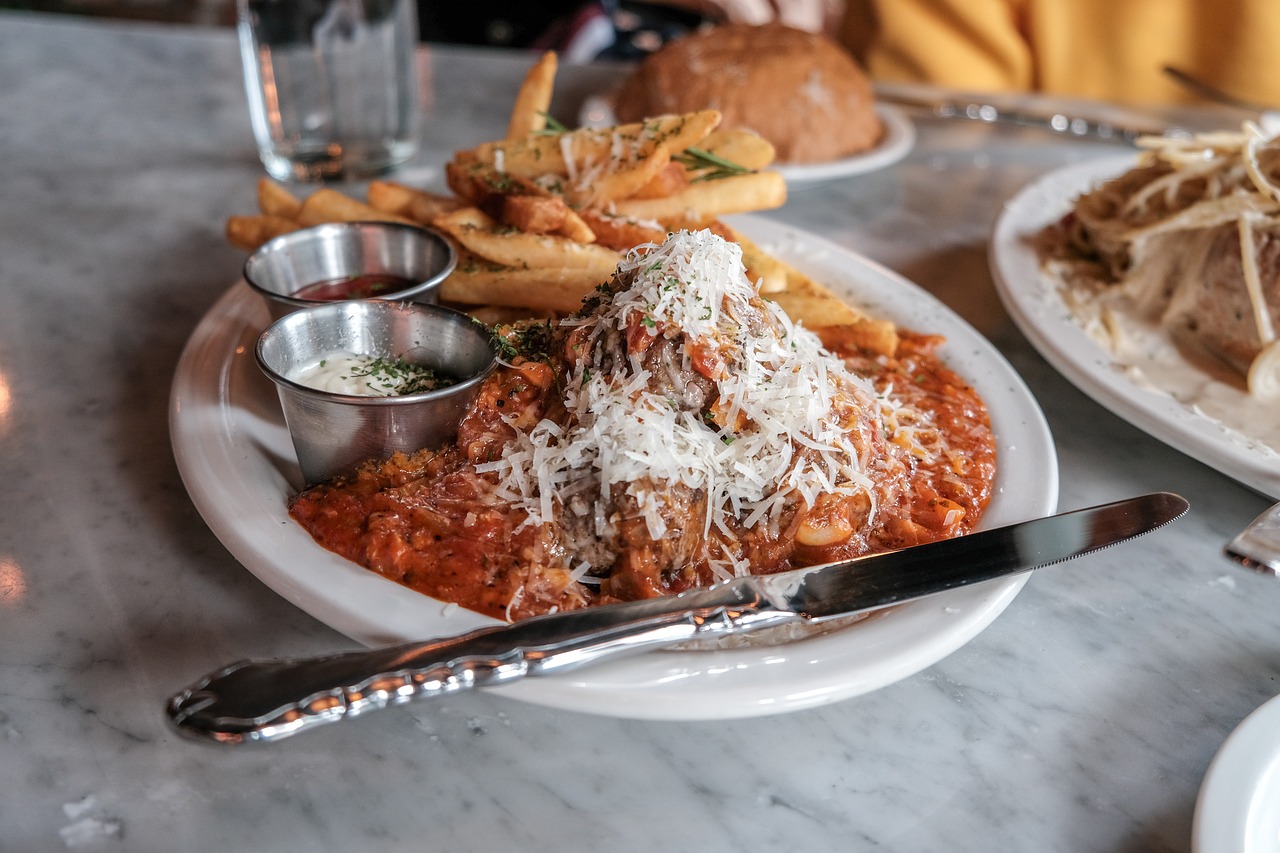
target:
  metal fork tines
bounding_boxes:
[1225,501,1280,575]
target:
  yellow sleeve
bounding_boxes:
[857,0,1280,106]
[863,0,1032,92]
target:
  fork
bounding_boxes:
[1224,501,1280,575]
[1162,66,1274,113]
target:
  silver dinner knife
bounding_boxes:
[877,92,1181,143]
[166,492,1188,744]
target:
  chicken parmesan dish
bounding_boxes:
[1037,124,1280,396]
[290,230,996,622]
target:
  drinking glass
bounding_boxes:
[237,0,420,182]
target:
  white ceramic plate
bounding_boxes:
[171,216,1056,720]
[771,105,915,185]
[578,96,915,187]
[990,156,1280,500]
[1193,693,1280,852]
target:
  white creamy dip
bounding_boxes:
[288,350,449,396]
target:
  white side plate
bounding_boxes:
[170,216,1056,720]
[1194,693,1280,853]
[771,105,915,185]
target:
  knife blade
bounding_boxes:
[877,92,1184,144]
[166,492,1187,744]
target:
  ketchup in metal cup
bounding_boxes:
[293,274,417,301]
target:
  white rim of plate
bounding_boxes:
[1193,693,1280,852]
[171,215,1057,719]
[771,104,915,184]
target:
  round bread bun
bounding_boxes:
[613,23,882,165]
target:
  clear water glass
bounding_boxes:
[237,0,420,182]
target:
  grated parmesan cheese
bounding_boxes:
[476,230,891,574]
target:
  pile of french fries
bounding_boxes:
[225,52,897,356]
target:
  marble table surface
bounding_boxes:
[3,11,1279,852]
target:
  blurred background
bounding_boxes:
[0,0,876,61]
[1,0,237,25]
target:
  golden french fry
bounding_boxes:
[765,267,858,325]
[556,208,596,243]
[445,161,548,208]
[297,188,415,227]
[629,161,690,200]
[714,224,787,294]
[466,305,560,325]
[808,321,900,358]
[365,180,417,217]
[693,130,776,172]
[578,209,667,252]
[443,163,596,242]
[497,194,596,243]
[442,252,604,313]
[766,264,898,357]
[747,262,787,295]
[225,214,299,251]
[434,207,621,274]
[611,171,787,228]
[257,178,303,219]
[469,111,721,179]
[708,227,891,360]
[506,51,557,140]
[567,142,674,207]
[500,194,579,237]
[367,181,461,224]
[407,193,461,224]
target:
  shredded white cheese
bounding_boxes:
[476,230,883,572]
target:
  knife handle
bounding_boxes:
[165,595,797,744]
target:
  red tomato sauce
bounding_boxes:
[293,273,417,301]
[289,330,996,622]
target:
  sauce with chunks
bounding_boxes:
[290,330,994,621]
[289,231,996,622]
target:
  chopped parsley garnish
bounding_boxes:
[346,356,455,396]
[490,320,555,363]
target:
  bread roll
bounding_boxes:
[614,23,882,165]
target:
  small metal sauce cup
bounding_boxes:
[244,221,457,320]
[256,300,496,486]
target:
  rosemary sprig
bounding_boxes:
[529,112,751,181]
[673,146,752,182]
[534,112,571,135]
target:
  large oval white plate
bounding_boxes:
[1193,693,1280,853]
[171,216,1056,720]
[990,157,1280,500]
[578,97,915,187]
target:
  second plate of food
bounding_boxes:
[171,216,1056,720]
[990,154,1280,499]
